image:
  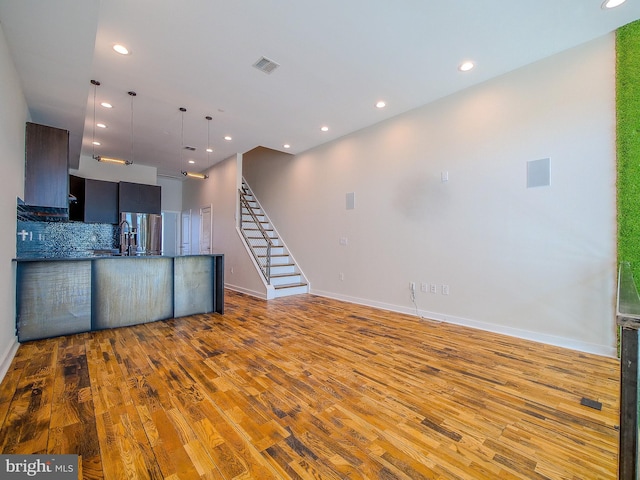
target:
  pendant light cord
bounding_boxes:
[128,91,136,165]
[180,107,186,171]
[90,79,100,159]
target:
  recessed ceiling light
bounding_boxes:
[283,144,291,149]
[458,61,475,72]
[376,101,386,109]
[206,148,213,153]
[96,123,106,128]
[602,0,626,8]
[321,126,329,132]
[224,136,232,141]
[188,160,195,164]
[100,102,112,108]
[113,44,130,55]
[92,141,100,146]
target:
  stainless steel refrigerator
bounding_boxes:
[120,212,162,255]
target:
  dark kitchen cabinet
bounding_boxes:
[69,175,119,224]
[118,181,161,214]
[24,122,69,208]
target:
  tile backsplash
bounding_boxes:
[17,220,117,258]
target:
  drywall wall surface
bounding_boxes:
[0,22,28,379]
[244,35,617,355]
[182,154,266,297]
[157,176,183,212]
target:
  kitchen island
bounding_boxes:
[14,254,224,342]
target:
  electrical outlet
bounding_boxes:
[442,285,450,295]
[420,282,428,293]
[339,272,345,281]
[430,284,437,294]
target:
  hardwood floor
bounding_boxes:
[0,290,620,479]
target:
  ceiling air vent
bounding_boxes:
[253,56,280,74]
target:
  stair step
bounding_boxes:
[270,273,301,285]
[259,258,290,263]
[273,283,309,298]
[256,256,287,262]
[269,261,295,271]
[243,228,278,238]
[273,281,308,290]
[271,272,300,279]
[244,227,274,232]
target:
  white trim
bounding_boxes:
[311,289,617,358]
[225,283,267,300]
[0,338,19,383]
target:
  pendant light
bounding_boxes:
[92,82,132,166]
[127,90,136,165]
[180,107,208,179]
[90,79,100,161]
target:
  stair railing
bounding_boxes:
[239,188,273,282]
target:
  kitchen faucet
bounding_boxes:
[118,219,135,256]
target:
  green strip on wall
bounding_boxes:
[617,19,640,290]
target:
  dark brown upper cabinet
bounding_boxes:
[118,181,161,214]
[69,175,119,224]
[24,122,69,208]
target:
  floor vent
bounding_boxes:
[580,397,602,411]
[253,56,280,74]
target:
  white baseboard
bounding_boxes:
[0,338,19,384]
[310,289,617,358]
[225,283,267,300]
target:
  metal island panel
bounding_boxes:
[174,256,213,317]
[16,260,92,342]
[92,257,174,329]
[14,254,224,342]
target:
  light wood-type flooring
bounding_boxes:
[0,290,620,479]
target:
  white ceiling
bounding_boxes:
[1,0,639,178]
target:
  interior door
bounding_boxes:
[181,210,191,255]
[200,205,212,254]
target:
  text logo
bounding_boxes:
[0,455,77,479]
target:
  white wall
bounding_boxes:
[182,154,267,298]
[157,176,183,212]
[158,176,183,256]
[0,22,29,379]
[243,35,617,356]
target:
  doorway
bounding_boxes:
[200,205,212,254]
[181,209,191,255]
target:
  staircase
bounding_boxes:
[239,179,309,298]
